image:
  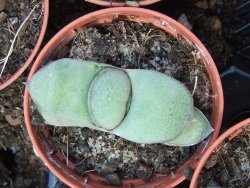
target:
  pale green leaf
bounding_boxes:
[164,108,214,146]
[112,69,194,143]
[29,59,213,146]
[88,68,131,130]
[29,58,108,127]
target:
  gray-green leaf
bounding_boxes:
[112,69,194,143]
[29,58,107,128]
[88,68,131,130]
[164,108,213,146]
[29,58,214,146]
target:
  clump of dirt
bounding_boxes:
[32,19,213,185]
[0,76,46,187]
[0,0,42,82]
[198,125,250,188]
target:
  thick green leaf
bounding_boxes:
[112,69,194,143]
[164,108,213,146]
[29,58,107,127]
[29,59,213,146]
[88,68,131,130]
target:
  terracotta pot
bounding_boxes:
[0,0,49,91]
[190,118,250,188]
[85,0,160,6]
[24,7,223,188]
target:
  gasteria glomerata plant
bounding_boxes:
[29,58,213,146]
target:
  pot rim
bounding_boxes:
[189,118,250,188]
[24,7,224,188]
[0,0,49,90]
[85,0,161,6]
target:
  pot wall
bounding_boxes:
[24,7,223,188]
[0,0,49,90]
[85,0,161,7]
[190,118,250,188]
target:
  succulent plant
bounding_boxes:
[28,58,213,146]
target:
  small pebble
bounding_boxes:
[161,59,169,65]
[81,128,91,138]
[20,3,25,10]
[106,173,122,186]
[161,42,171,53]
[150,41,161,54]
[171,157,178,163]
[180,146,191,156]
[149,59,159,68]
[9,17,19,26]
[207,180,222,187]
[136,163,153,180]
[5,114,22,126]
[0,11,7,24]
[183,167,193,180]
[101,165,116,176]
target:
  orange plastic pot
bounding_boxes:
[85,0,160,6]
[24,8,223,188]
[0,0,49,91]
[190,118,250,188]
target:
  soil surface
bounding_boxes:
[0,0,42,82]
[198,125,250,188]
[34,19,212,185]
[70,20,212,116]
[0,76,46,188]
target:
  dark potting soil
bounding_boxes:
[198,125,250,188]
[0,76,46,187]
[33,20,213,184]
[0,0,42,82]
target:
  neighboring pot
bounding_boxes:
[0,0,49,91]
[190,118,250,188]
[24,7,223,188]
[85,0,160,6]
